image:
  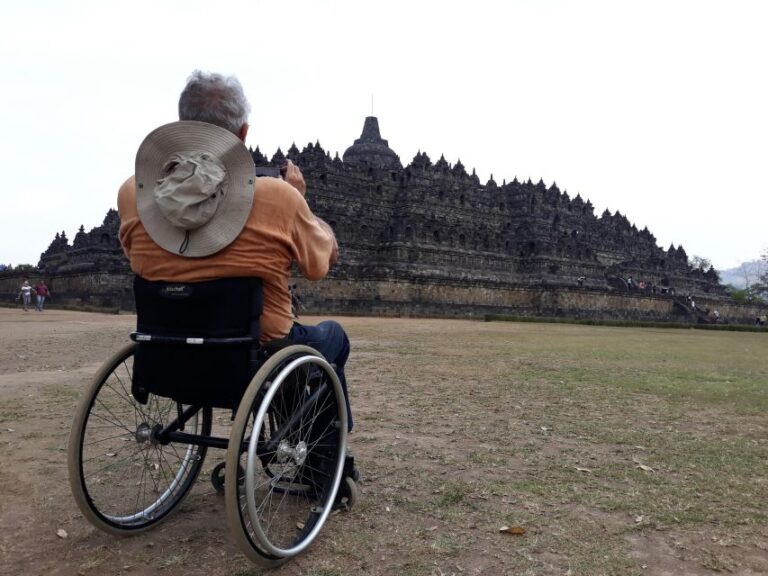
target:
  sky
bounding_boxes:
[1,0,766,270]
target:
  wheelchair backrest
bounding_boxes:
[134,276,262,338]
[132,276,263,409]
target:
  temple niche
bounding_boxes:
[36,116,727,317]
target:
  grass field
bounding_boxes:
[0,309,765,575]
[332,318,768,576]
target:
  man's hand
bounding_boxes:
[284,160,307,196]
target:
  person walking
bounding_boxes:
[18,280,33,312]
[35,280,50,311]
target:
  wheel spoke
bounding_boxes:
[89,401,135,434]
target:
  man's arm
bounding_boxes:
[289,193,338,280]
[117,176,136,219]
[284,161,339,270]
[117,177,137,259]
[315,217,339,265]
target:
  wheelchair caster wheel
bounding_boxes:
[344,476,360,509]
[212,462,244,494]
[211,462,226,494]
[334,476,360,511]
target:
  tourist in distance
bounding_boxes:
[117,70,355,434]
[17,280,33,312]
[35,280,50,311]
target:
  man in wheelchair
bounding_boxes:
[66,70,358,564]
[117,69,354,433]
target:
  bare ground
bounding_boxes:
[0,308,766,576]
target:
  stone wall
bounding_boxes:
[0,269,133,311]
[291,276,762,325]
[1,267,763,325]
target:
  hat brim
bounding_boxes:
[135,121,255,257]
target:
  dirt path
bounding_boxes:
[0,308,765,576]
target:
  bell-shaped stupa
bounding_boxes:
[342,116,402,170]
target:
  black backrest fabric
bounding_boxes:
[132,276,263,409]
[134,276,262,338]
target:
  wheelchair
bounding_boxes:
[67,276,359,566]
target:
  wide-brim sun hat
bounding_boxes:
[135,120,255,258]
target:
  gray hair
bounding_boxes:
[178,70,251,135]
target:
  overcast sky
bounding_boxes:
[1,0,766,270]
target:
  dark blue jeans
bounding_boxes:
[288,320,353,431]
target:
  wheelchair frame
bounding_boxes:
[67,278,355,567]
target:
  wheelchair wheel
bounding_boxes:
[67,343,212,534]
[225,345,348,566]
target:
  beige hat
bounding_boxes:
[135,121,255,257]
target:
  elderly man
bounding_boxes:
[117,70,354,430]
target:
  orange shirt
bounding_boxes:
[117,175,334,342]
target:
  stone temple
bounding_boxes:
[15,116,758,323]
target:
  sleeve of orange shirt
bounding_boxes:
[117,176,138,259]
[291,195,335,281]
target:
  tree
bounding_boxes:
[731,259,765,292]
[728,287,751,304]
[688,255,712,271]
[752,249,768,300]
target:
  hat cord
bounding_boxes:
[179,231,190,254]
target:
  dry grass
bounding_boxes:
[0,309,766,576]
[335,319,768,575]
